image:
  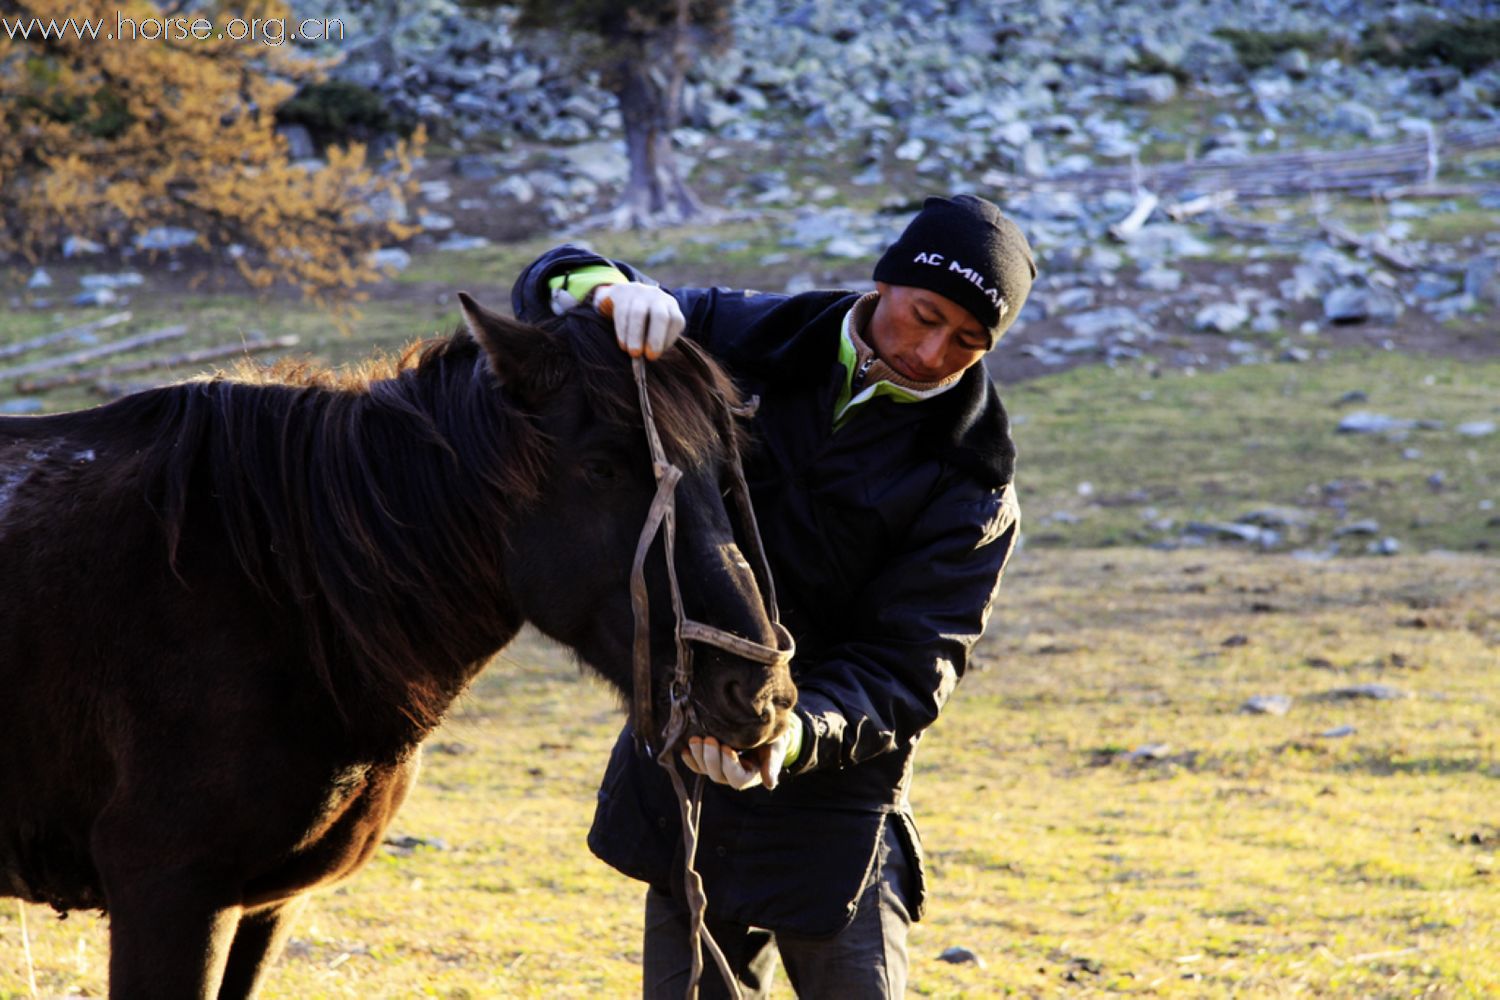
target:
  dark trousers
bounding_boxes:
[642,822,912,999]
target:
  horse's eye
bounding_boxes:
[581,457,618,483]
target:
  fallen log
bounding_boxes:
[1167,189,1237,221]
[1109,191,1161,241]
[18,336,300,393]
[1318,220,1420,272]
[0,325,188,383]
[0,312,133,361]
[1207,214,1424,271]
[991,122,1500,201]
[1379,182,1496,201]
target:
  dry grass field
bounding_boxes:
[3,231,1497,996]
[2,546,1495,998]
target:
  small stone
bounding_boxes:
[1333,519,1380,537]
[939,946,985,967]
[26,268,51,289]
[1136,266,1182,292]
[1062,307,1140,339]
[1337,412,1416,435]
[71,288,118,307]
[277,124,317,160]
[1017,140,1049,178]
[1457,421,1496,438]
[1367,537,1401,556]
[1124,74,1178,104]
[0,398,44,415]
[63,235,105,257]
[1184,521,1271,544]
[1193,302,1250,334]
[435,235,491,252]
[1054,287,1096,311]
[490,176,536,205]
[1319,725,1357,738]
[1237,506,1314,528]
[382,834,450,855]
[453,155,502,181]
[134,226,198,251]
[1278,48,1311,78]
[894,138,927,161]
[80,272,145,290]
[367,248,411,272]
[1465,256,1500,306]
[1329,101,1381,138]
[784,274,817,295]
[824,237,869,259]
[1240,695,1292,716]
[418,180,452,204]
[1320,684,1407,701]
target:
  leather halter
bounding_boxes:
[627,352,794,759]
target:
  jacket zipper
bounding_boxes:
[852,355,875,393]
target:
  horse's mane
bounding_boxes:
[121,310,742,735]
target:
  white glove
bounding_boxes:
[594,282,685,361]
[681,721,798,792]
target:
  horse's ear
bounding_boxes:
[457,291,567,405]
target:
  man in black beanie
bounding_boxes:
[511,193,1032,998]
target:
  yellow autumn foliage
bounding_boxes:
[0,0,423,309]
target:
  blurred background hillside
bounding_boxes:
[2,0,1498,557]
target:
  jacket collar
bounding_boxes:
[754,293,1017,489]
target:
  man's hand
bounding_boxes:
[681,732,791,791]
[594,282,685,360]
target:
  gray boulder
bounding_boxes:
[1124,74,1178,105]
[1464,256,1500,306]
[1193,302,1250,334]
[1240,695,1292,716]
[1324,285,1401,324]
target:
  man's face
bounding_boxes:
[868,282,989,383]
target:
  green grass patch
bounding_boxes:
[1358,17,1500,75]
[1214,29,1346,71]
[1005,351,1500,554]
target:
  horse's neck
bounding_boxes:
[244,373,527,739]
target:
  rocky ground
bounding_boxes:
[308,0,1500,384]
[9,1,1499,403]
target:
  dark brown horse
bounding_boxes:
[0,294,796,998]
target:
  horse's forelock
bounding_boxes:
[549,311,744,471]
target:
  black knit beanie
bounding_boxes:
[872,195,1036,347]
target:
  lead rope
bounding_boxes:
[627,349,795,1000]
[19,900,38,998]
[631,356,740,1000]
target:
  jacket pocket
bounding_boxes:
[587,729,680,891]
[706,804,885,938]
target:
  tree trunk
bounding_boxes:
[610,3,700,228]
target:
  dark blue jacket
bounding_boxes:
[512,246,1021,936]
